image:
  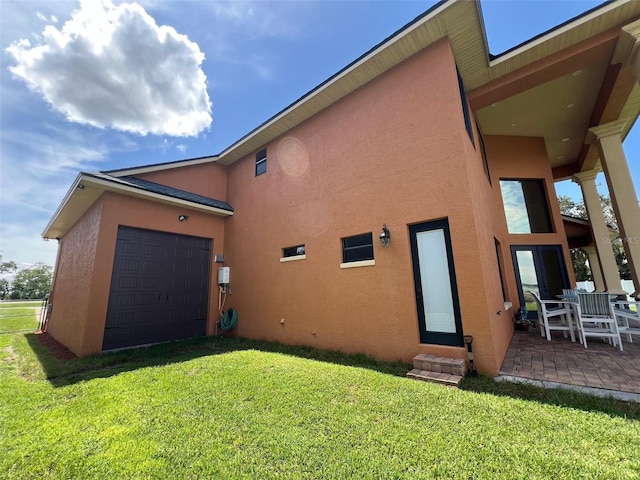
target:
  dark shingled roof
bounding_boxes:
[83,172,234,212]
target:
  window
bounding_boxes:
[476,122,491,184]
[495,239,507,302]
[457,67,474,147]
[499,179,553,233]
[342,233,374,264]
[281,244,306,262]
[255,148,267,176]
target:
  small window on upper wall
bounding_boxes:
[457,67,475,148]
[255,148,267,176]
[342,233,374,264]
[499,179,554,233]
[282,244,305,259]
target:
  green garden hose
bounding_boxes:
[220,308,238,332]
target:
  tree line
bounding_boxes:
[558,194,630,282]
[0,261,52,300]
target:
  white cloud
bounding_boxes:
[5,0,212,137]
[0,126,109,213]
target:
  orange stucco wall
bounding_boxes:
[137,161,228,201]
[222,39,507,373]
[459,123,515,375]
[486,135,576,309]
[47,199,104,355]
[48,37,576,376]
[48,192,226,356]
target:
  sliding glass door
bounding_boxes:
[511,245,570,319]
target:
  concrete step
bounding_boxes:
[406,368,463,387]
[412,353,467,376]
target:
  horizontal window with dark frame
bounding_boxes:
[342,233,374,263]
[282,245,305,258]
[255,148,267,176]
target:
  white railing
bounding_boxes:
[576,280,636,300]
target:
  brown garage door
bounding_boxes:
[103,226,211,351]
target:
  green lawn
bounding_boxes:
[0,301,41,333]
[1,333,639,479]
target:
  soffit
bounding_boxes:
[470,0,640,173]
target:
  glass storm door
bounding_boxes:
[409,219,463,347]
[511,245,570,319]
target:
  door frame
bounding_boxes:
[511,244,570,319]
[409,218,464,347]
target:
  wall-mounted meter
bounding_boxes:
[218,266,230,285]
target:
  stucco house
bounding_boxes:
[43,0,640,376]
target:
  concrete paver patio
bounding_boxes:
[498,329,640,401]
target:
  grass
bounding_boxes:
[1,333,639,479]
[0,301,41,333]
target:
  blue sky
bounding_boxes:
[1,0,638,269]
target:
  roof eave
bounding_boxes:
[105,155,219,177]
[42,174,233,240]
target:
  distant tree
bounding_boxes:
[9,263,52,300]
[569,249,591,282]
[557,195,586,220]
[0,260,18,300]
[0,278,10,300]
[557,194,629,281]
[0,261,17,274]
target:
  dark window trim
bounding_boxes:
[499,178,555,234]
[282,244,306,258]
[476,121,491,185]
[457,67,474,148]
[255,148,267,176]
[409,218,463,347]
[495,238,507,302]
[341,232,374,264]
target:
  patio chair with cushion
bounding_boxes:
[613,300,640,343]
[575,292,623,351]
[531,292,575,342]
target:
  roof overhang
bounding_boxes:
[562,214,619,249]
[211,0,640,170]
[469,0,640,178]
[91,1,640,174]
[104,155,219,177]
[42,173,233,240]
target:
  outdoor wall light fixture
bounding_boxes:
[379,224,391,247]
[76,184,85,190]
[178,215,189,222]
[463,335,477,377]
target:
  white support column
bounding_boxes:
[573,170,626,295]
[589,121,640,298]
[582,245,605,292]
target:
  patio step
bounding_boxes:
[406,354,467,387]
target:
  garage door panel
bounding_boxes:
[103,226,211,351]
[114,276,161,290]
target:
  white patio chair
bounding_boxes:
[575,293,623,351]
[531,292,574,342]
[613,300,640,343]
